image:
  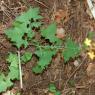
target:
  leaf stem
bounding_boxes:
[30,43,64,49]
[17,50,23,89]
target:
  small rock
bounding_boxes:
[56,27,65,39]
[73,60,79,67]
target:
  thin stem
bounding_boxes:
[17,50,23,89]
[30,43,64,49]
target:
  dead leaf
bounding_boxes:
[54,9,68,23]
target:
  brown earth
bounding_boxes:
[0,0,95,95]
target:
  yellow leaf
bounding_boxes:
[87,51,95,60]
[84,38,91,46]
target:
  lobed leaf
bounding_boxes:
[21,52,32,63]
[0,74,13,93]
[41,23,60,43]
[63,39,80,62]
[5,7,42,49]
[15,8,42,23]
[32,49,56,73]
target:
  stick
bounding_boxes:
[87,0,95,19]
[17,50,23,89]
[34,0,49,8]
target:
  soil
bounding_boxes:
[0,0,95,95]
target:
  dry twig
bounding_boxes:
[64,55,87,89]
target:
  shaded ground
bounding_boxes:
[0,0,95,95]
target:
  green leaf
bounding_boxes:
[32,65,43,74]
[0,53,19,93]
[5,7,42,49]
[41,23,60,43]
[5,78,13,88]
[7,53,19,80]
[87,31,95,39]
[8,66,19,80]
[31,22,42,28]
[0,74,13,93]
[13,21,22,27]
[15,7,42,23]
[2,7,44,93]
[21,52,32,63]
[48,84,61,95]
[5,27,28,48]
[27,30,35,40]
[35,49,56,67]
[26,7,43,20]
[63,39,80,62]
[32,49,56,73]
[0,74,5,81]
[7,53,18,68]
[55,91,61,95]
[49,84,57,93]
